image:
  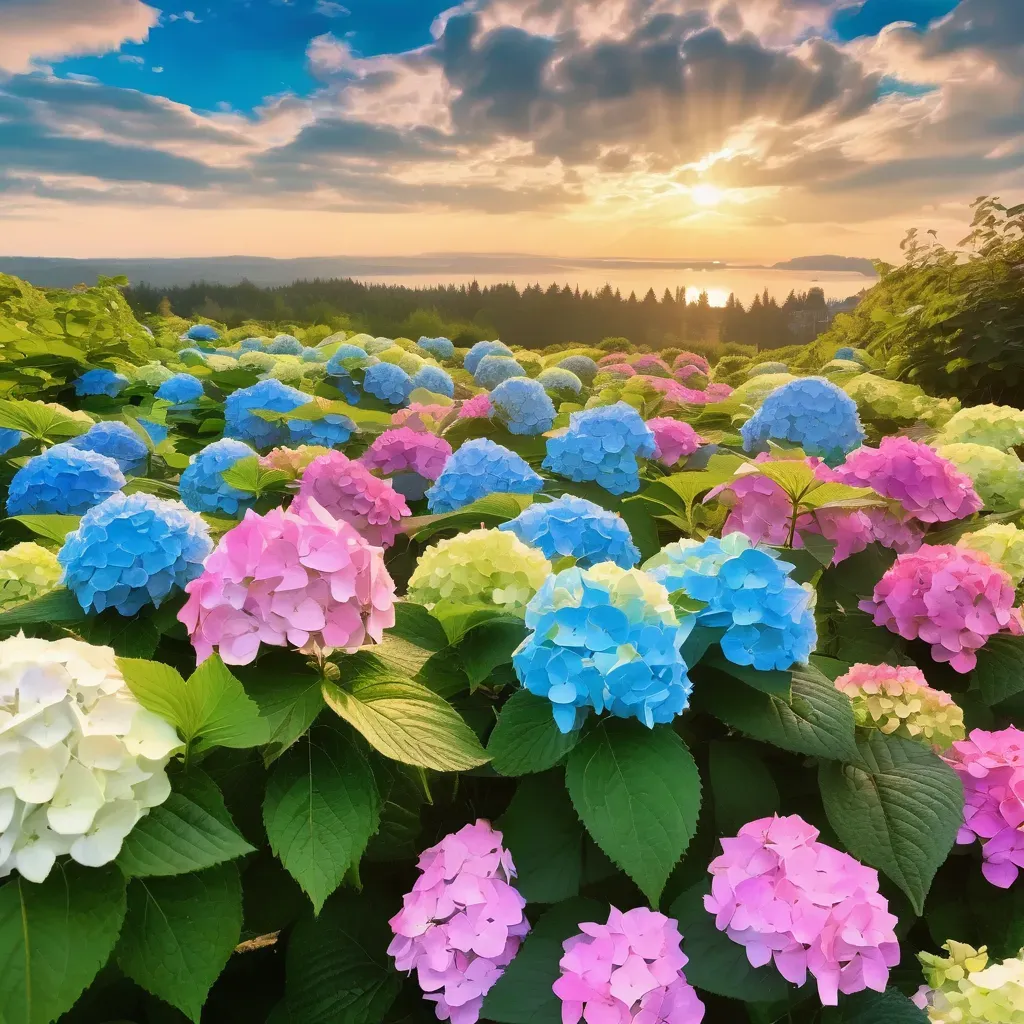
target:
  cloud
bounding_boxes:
[315,1,350,16]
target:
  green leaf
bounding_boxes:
[116,864,243,1022]
[364,601,449,680]
[0,589,86,632]
[801,481,881,513]
[10,514,80,544]
[79,612,160,659]
[565,719,702,905]
[245,665,325,765]
[798,530,838,568]
[708,740,780,836]
[116,770,255,877]
[459,618,527,688]
[220,455,291,496]
[745,459,819,500]
[0,863,127,1024]
[263,730,380,912]
[819,731,964,915]
[821,988,928,1023]
[406,492,537,542]
[972,633,1024,706]
[487,689,579,776]
[483,898,604,1024]
[700,650,792,696]
[0,398,90,441]
[323,677,489,772]
[433,601,513,645]
[698,661,859,762]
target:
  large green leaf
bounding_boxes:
[0,398,91,441]
[972,633,1024,706]
[0,863,127,1024]
[244,663,325,766]
[708,740,780,836]
[458,617,527,689]
[10,514,80,544]
[0,589,85,632]
[263,729,380,912]
[116,864,243,1022]
[821,988,928,1023]
[819,731,964,915]
[565,719,702,905]
[405,492,537,542]
[699,651,791,696]
[487,689,579,776]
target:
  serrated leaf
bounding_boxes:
[10,514,80,543]
[487,689,580,776]
[0,398,91,441]
[79,612,160,658]
[244,664,324,765]
[0,589,86,632]
[459,618,527,688]
[708,740,780,836]
[972,633,1024,706]
[700,651,792,696]
[746,458,820,500]
[821,988,928,1023]
[433,601,513,645]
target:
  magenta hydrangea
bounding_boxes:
[643,376,730,407]
[459,394,494,420]
[647,418,703,467]
[860,545,1021,673]
[602,363,637,379]
[361,428,452,481]
[293,451,411,548]
[705,815,900,1006]
[945,727,1024,888]
[388,820,530,1024]
[599,352,631,367]
[631,355,672,376]
[553,907,705,1024]
[673,352,710,375]
[178,499,396,665]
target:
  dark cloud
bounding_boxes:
[922,0,1024,60]
[258,117,454,164]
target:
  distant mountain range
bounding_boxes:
[772,255,878,276]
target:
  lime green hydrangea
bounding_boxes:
[238,351,276,373]
[957,523,1024,586]
[378,347,427,376]
[264,355,306,384]
[916,942,1024,1023]
[731,373,798,408]
[0,542,62,611]
[203,354,240,373]
[843,373,960,428]
[135,362,174,387]
[406,527,552,614]
[937,443,1024,512]
[937,404,1024,452]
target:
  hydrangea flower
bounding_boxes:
[224,379,307,449]
[360,428,452,499]
[293,451,410,548]
[6,445,125,516]
[458,394,493,420]
[705,814,900,1005]
[177,347,206,366]
[388,820,530,1024]
[135,362,173,387]
[67,421,148,476]
[860,546,1020,673]
[393,403,457,432]
[0,542,62,612]
[73,369,130,398]
[474,356,525,390]
[258,444,330,478]
[380,346,426,377]
[557,356,599,386]
[138,418,169,444]
[179,499,396,665]
[937,404,1024,451]
[237,351,274,373]
[648,418,703,467]
[914,941,1024,1022]
[513,563,693,733]
[267,334,303,355]
[465,341,514,376]
[598,352,631,367]
[673,352,711,375]
[936,443,1024,513]
[489,378,556,435]
[325,344,370,371]
[186,324,220,342]
[59,493,212,616]
[0,635,180,883]
[179,438,258,516]
[238,337,264,352]
[631,355,672,376]
[945,727,1024,888]
[156,373,204,405]
[364,362,414,406]
[417,336,456,360]
[554,906,705,1024]
[543,403,656,496]
[747,361,788,377]
[834,663,965,752]
[598,363,637,380]
[301,347,323,362]
[537,368,583,395]
[412,365,456,398]
[0,428,22,455]
[958,523,1024,586]
[286,406,355,448]
[426,439,543,513]
[500,495,639,569]
[644,533,817,671]
[326,346,376,403]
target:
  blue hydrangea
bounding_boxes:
[411,365,455,398]
[179,437,257,516]
[465,340,514,375]
[178,347,206,366]
[366,337,396,355]
[490,377,556,435]
[538,367,583,395]
[475,355,526,390]
[557,355,599,386]
[6,445,125,515]
[58,492,212,616]
[224,379,307,449]
[417,336,455,360]
[543,402,656,496]
[239,337,264,352]
[138,419,169,444]
[287,410,355,447]
[156,373,204,405]
[364,362,413,406]
[326,346,374,403]
[513,564,694,733]
[834,347,856,361]
[267,334,303,355]
[301,347,324,362]
[73,369,130,398]
[500,494,639,568]
[186,324,221,342]
[0,429,23,455]
[67,421,148,475]
[644,533,817,671]
[740,376,865,465]
[425,438,543,513]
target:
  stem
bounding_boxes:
[786,495,800,548]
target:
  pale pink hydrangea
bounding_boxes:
[554,907,705,1024]
[392,403,457,432]
[672,353,711,376]
[178,499,396,665]
[673,365,707,386]
[644,376,731,407]
[293,450,410,548]
[599,352,632,367]
[632,355,672,376]
[945,727,1024,888]
[388,820,530,1024]
[647,418,703,467]
[860,545,1021,673]
[458,394,494,420]
[361,427,452,481]
[705,815,900,1006]
[601,363,637,379]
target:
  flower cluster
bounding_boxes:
[465,341,514,375]
[407,528,551,613]
[647,418,703,467]
[489,377,556,435]
[513,564,693,733]
[362,427,452,481]
[417,336,456,360]
[557,355,599,386]
[834,663,965,752]
[914,941,1024,1023]
[285,406,355,448]
[536,368,581,396]
[185,323,220,341]
[388,820,530,1024]
[958,522,1024,586]
[645,534,817,671]
[155,373,204,405]
[364,362,414,406]
[68,421,148,475]
[267,334,303,355]
[474,356,525,390]
[258,444,330,478]
[412,365,456,398]
[740,377,865,464]
[705,814,900,1005]
[294,451,410,548]
[179,437,257,516]
[458,394,494,420]
[0,635,180,882]
[554,907,705,1024]
[860,546,1020,673]
[945,727,1024,888]
[544,403,656,496]
[936,443,1024,512]
[179,500,396,665]
[747,361,789,378]
[59,493,212,616]
[393,403,457,431]
[631,355,672,376]
[673,352,711,375]
[74,369,129,398]
[135,362,173,387]
[0,542,62,612]
[224,379,307,449]
[937,403,1024,451]
[6,445,125,516]
[426,439,543,513]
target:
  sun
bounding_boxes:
[690,184,725,208]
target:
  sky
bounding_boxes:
[0,0,1019,262]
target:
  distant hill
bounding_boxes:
[772,255,878,277]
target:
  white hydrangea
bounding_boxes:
[0,635,180,883]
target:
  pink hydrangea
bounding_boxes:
[361,427,452,481]
[178,499,396,665]
[388,820,530,1024]
[602,363,637,379]
[945,727,1024,888]
[632,355,672,376]
[599,352,631,367]
[393,403,456,432]
[647,418,703,467]
[673,365,707,386]
[672,352,710,375]
[644,377,730,407]
[293,451,410,548]
[458,394,494,420]
[705,815,900,1006]
[859,545,1021,673]
[553,906,705,1024]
